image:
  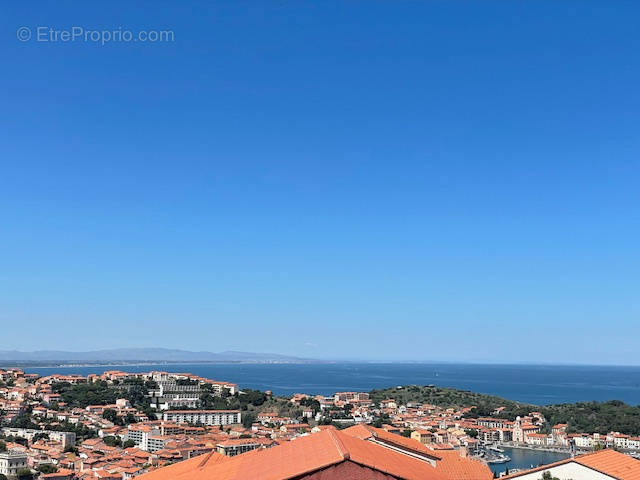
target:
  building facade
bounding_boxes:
[162,410,241,426]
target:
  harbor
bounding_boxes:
[475,445,511,464]
[485,446,571,476]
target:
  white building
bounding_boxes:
[572,434,594,449]
[162,409,241,426]
[146,435,169,453]
[0,450,28,478]
[1,427,76,449]
[147,377,237,410]
[125,424,160,451]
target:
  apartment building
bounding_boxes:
[147,375,237,410]
[334,392,370,403]
[126,424,160,451]
[162,410,241,426]
[1,427,76,449]
[146,435,171,453]
[0,450,28,478]
[478,417,512,429]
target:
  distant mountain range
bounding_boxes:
[0,348,321,364]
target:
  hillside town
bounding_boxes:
[1,367,639,480]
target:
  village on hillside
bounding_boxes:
[1,367,639,480]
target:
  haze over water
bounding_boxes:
[21,363,640,405]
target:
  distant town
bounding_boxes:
[1,367,639,480]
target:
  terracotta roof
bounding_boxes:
[434,449,493,480]
[138,451,229,479]
[503,449,640,480]
[343,424,442,460]
[136,429,446,480]
[343,425,491,480]
[576,449,640,480]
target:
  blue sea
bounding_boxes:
[489,448,570,476]
[19,363,640,405]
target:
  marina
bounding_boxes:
[486,447,570,476]
[475,445,511,464]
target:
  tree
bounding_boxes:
[103,436,122,447]
[51,381,118,408]
[17,468,33,480]
[13,437,28,447]
[32,432,50,442]
[36,465,58,474]
[242,413,256,429]
[540,472,560,480]
[102,408,119,424]
[123,439,136,448]
[10,409,38,430]
[0,440,6,452]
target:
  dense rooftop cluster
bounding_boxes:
[1,368,639,480]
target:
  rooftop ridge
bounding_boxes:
[196,451,214,469]
[365,424,378,439]
[328,429,350,461]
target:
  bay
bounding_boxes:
[488,447,570,476]
[21,362,640,405]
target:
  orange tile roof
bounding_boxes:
[576,449,640,480]
[342,425,491,480]
[343,424,442,460]
[137,451,229,479]
[434,449,493,480]
[504,449,640,480]
[137,428,446,480]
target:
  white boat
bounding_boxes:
[486,454,511,464]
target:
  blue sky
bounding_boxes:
[1,1,639,364]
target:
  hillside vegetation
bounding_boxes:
[369,385,640,435]
[370,385,523,410]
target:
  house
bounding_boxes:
[380,399,398,410]
[135,428,448,480]
[412,428,436,445]
[524,433,548,446]
[136,425,493,480]
[41,469,75,480]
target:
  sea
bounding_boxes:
[489,447,570,476]
[19,362,640,406]
[17,362,638,473]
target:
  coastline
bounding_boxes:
[497,443,573,454]
[1,360,328,368]
[12,363,640,405]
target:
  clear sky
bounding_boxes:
[1,1,639,364]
